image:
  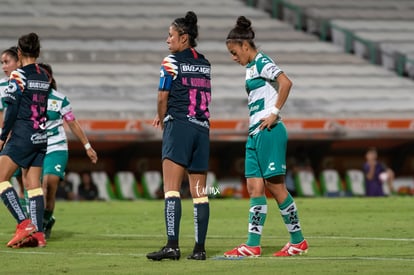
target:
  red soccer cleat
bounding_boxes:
[7,219,36,247]
[224,244,261,257]
[13,232,47,248]
[273,239,309,257]
[32,232,47,248]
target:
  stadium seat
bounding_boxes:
[141,171,162,199]
[114,171,142,200]
[319,169,343,197]
[345,169,365,196]
[66,171,81,200]
[91,171,117,201]
[294,170,320,197]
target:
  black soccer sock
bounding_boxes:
[164,191,181,249]
[193,196,209,252]
[0,181,27,223]
[28,188,45,232]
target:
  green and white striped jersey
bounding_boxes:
[46,89,72,153]
[245,52,283,135]
[0,77,9,111]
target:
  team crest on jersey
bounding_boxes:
[48,99,62,112]
[247,65,258,79]
[161,56,178,79]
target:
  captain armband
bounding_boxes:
[63,111,76,122]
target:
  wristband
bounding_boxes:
[84,143,91,150]
[271,106,280,116]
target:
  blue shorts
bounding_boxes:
[245,122,288,179]
[0,136,46,168]
[42,150,68,179]
[162,118,209,172]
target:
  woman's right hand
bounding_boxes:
[152,115,161,128]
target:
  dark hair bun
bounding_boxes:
[18,32,41,57]
[185,11,197,26]
[236,16,252,30]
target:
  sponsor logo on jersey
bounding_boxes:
[180,64,210,75]
[31,132,48,144]
[248,98,264,116]
[27,80,50,91]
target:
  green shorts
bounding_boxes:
[245,122,288,179]
[42,150,68,179]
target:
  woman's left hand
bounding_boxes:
[259,114,278,130]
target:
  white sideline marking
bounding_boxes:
[0,250,413,262]
[308,236,414,242]
[99,234,414,242]
[213,256,414,262]
[1,232,413,242]
[1,234,413,261]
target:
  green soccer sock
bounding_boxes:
[19,197,28,216]
[246,196,267,247]
[278,193,304,244]
[44,209,53,223]
[20,188,30,216]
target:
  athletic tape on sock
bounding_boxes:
[193,196,209,204]
[165,191,180,198]
[0,181,12,194]
[27,187,44,198]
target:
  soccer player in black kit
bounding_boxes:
[147,11,211,261]
[0,33,50,248]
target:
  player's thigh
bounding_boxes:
[245,135,261,178]
[43,150,68,179]
[258,123,288,179]
[187,127,209,172]
[162,119,194,167]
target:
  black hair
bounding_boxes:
[1,46,18,61]
[17,32,41,58]
[38,62,57,90]
[172,11,199,48]
[226,16,256,49]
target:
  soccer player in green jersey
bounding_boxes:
[223,16,308,257]
[1,46,19,122]
[1,46,29,211]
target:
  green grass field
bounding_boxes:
[0,197,413,274]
